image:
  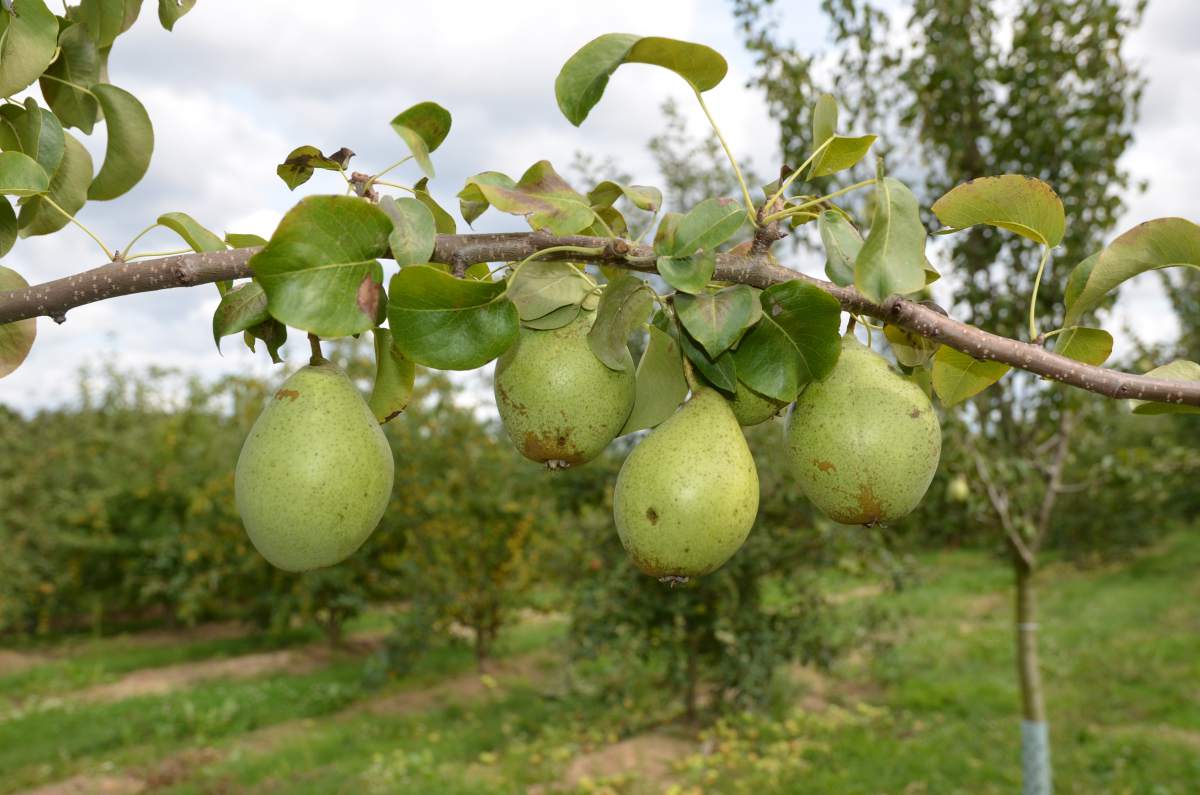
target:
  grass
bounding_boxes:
[1,533,1196,794]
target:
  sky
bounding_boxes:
[1,0,1197,412]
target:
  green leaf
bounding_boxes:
[70,0,125,48]
[522,302,582,330]
[587,180,662,213]
[0,199,15,257]
[387,265,518,370]
[413,177,456,234]
[818,210,862,287]
[390,101,452,179]
[243,318,286,364]
[275,145,342,191]
[0,151,48,196]
[931,174,1065,247]
[812,93,837,148]
[732,281,842,403]
[158,211,226,252]
[461,160,594,235]
[810,135,877,179]
[619,325,687,435]
[653,211,683,256]
[225,232,267,248]
[88,84,153,200]
[1053,327,1112,367]
[855,176,927,303]
[1129,360,1200,416]
[677,323,737,394]
[587,271,652,371]
[18,131,92,238]
[0,99,65,178]
[657,251,715,296]
[251,195,391,338]
[932,346,1010,407]
[556,33,727,126]
[883,324,937,368]
[0,266,35,378]
[506,260,593,321]
[157,0,195,30]
[211,281,269,351]
[368,328,416,424]
[38,24,101,133]
[1063,218,1200,326]
[380,195,435,267]
[0,0,58,99]
[674,284,755,358]
[672,197,745,256]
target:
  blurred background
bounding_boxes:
[1,1,1197,793]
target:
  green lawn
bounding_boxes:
[1,533,1196,794]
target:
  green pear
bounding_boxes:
[613,387,759,578]
[494,310,635,468]
[947,475,970,503]
[785,335,941,525]
[236,362,394,571]
[728,380,788,427]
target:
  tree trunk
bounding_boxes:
[684,627,699,723]
[1014,557,1052,795]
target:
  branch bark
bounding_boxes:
[1,231,1197,407]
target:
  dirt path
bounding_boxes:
[558,732,694,792]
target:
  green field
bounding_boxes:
[2,532,1196,795]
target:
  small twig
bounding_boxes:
[308,333,325,365]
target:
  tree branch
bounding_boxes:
[1,231,1198,407]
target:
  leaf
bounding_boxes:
[211,281,269,350]
[158,211,225,252]
[0,266,35,378]
[1129,360,1200,416]
[70,0,124,48]
[380,196,435,267]
[672,197,746,256]
[1063,218,1200,326]
[387,265,518,370]
[0,199,15,257]
[619,325,687,435]
[818,210,862,287]
[461,160,594,235]
[18,131,92,238]
[506,260,594,321]
[657,251,715,296]
[732,281,842,403]
[587,271,652,371]
[413,177,456,234]
[88,84,154,200]
[275,145,342,191]
[587,180,662,213]
[676,323,737,394]
[556,33,727,126]
[38,24,101,133]
[810,135,876,180]
[1054,327,1112,367]
[674,284,755,358]
[244,318,286,364]
[0,99,65,178]
[522,302,581,330]
[855,176,927,303]
[653,211,683,256]
[390,101,452,179]
[0,151,48,196]
[884,324,937,368]
[368,328,416,423]
[251,195,391,338]
[931,174,1065,247]
[813,93,837,148]
[932,346,1010,407]
[157,0,195,30]
[0,0,58,99]
[225,232,267,248]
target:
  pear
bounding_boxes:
[785,335,941,525]
[236,362,394,571]
[728,380,787,427]
[494,310,635,468]
[613,387,759,577]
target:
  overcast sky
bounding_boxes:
[2,0,1196,412]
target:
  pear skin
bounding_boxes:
[785,335,941,525]
[728,380,787,427]
[494,310,635,468]
[236,362,394,571]
[613,387,759,577]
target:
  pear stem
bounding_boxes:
[308,333,326,365]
